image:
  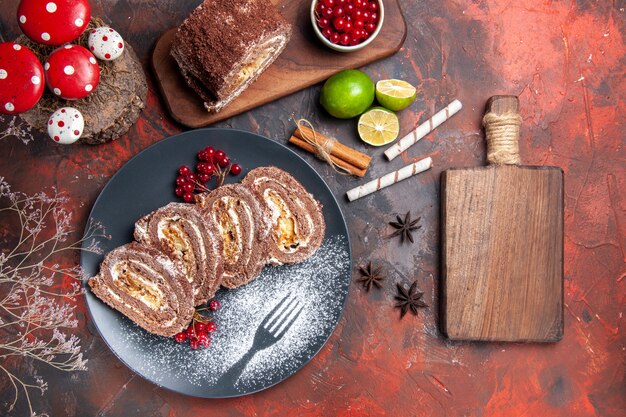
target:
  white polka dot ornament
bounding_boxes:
[44,44,100,100]
[17,0,91,46]
[0,42,45,114]
[47,107,84,144]
[88,27,125,61]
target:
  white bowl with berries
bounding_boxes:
[311,0,384,52]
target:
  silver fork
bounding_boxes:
[214,293,304,388]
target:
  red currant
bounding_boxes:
[183,193,194,203]
[204,163,216,175]
[349,37,360,46]
[317,17,330,28]
[368,1,379,13]
[354,19,364,29]
[340,33,350,45]
[218,157,230,168]
[316,2,326,15]
[205,146,215,161]
[209,299,221,311]
[322,27,332,38]
[174,331,187,343]
[207,322,217,333]
[178,165,190,176]
[185,326,195,338]
[175,187,184,197]
[196,162,208,173]
[198,173,210,183]
[336,0,346,5]
[323,0,334,7]
[197,150,209,161]
[197,334,211,347]
[187,172,197,182]
[322,6,333,18]
[194,322,207,334]
[333,17,346,31]
[353,10,364,20]
[176,176,187,186]
[230,164,242,175]
[189,337,200,350]
[330,32,340,44]
[345,4,355,14]
[183,183,194,193]
[344,20,353,31]
[362,11,370,21]
[215,150,226,161]
[333,6,344,17]
[370,12,378,22]
[364,22,376,33]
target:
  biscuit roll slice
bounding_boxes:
[134,203,224,306]
[89,242,194,337]
[196,184,270,288]
[170,0,292,113]
[242,166,325,265]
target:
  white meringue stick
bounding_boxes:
[346,157,433,202]
[384,99,462,161]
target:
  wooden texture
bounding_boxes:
[1,0,625,416]
[151,0,407,128]
[441,95,564,342]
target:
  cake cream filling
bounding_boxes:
[263,188,308,254]
[214,197,246,265]
[110,260,165,311]
[100,285,177,328]
[157,217,206,290]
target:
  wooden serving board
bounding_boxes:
[441,96,564,342]
[151,0,407,128]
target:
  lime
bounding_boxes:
[320,70,375,119]
[357,107,400,146]
[375,79,417,111]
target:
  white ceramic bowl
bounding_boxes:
[310,0,384,53]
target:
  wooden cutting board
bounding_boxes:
[441,96,564,342]
[151,0,407,128]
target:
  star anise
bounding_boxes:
[395,281,428,318]
[357,262,385,291]
[389,211,421,244]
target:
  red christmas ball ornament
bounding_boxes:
[0,42,44,115]
[17,0,90,46]
[44,44,99,100]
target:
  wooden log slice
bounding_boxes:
[17,18,147,145]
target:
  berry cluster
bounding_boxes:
[315,0,380,46]
[175,147,242,203]
[174,299,221,350]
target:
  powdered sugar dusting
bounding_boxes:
[111,235,349,395]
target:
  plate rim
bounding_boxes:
[81,127,352,398]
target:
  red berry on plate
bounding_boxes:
[230,164,242,175]
[175,187,184,197]
[187,172,197,182]
[183,193,194,203]
[185,325,195,337]
[179,165,190,176]
[197,150,209,161]
[194,322,207,334]
[189,337,200,350]
[174,332,187,343]
[215,150,225,161]
[198,173,210,183]
[198,334,211,347]
[176,176,187,186]
[183,183,194,193]
[207,322,217,333]
[209,299,221,311]
[204,163,216,175]
[196,162,207,173]
[218,156,229,168]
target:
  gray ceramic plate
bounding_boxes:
[81,129,351,398]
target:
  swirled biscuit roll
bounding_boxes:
[89,242,194,337]
[134,203,224,306]
[242,166,325,265]
[196,184,270,288]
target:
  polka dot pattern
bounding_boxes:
[17,0,91,46]
[44,45,99,100]
[0,42,45,115]
[64,65,75,75]
[88,27,125,61]
[47,107,84,145]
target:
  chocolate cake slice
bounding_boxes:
[242,167,325,265]
[134,202,223,306]
[196,184,271,288]
[89,242,194,337]
[170,0,292,113]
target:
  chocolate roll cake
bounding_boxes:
[89,242,194,337]
[242,167,325,265]
[170,0,292,113]
[196,184,271,288]
[134,203,223,306]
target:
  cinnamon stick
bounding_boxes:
[294,125,371,170]
[288,136,366,177]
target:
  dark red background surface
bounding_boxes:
[1,1,624,416]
